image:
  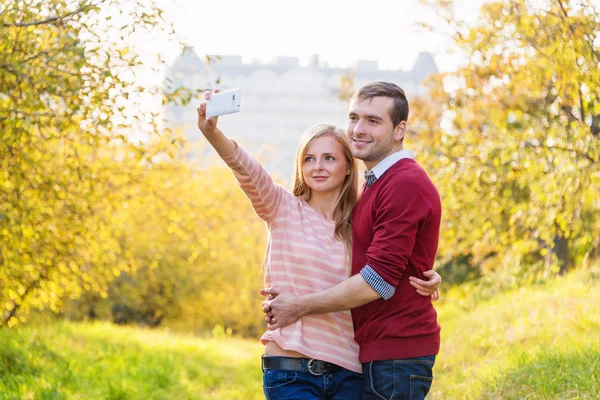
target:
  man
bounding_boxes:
[263,81,442,399]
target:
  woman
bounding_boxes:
[196,91,439,400]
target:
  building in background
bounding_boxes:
[164,47,438,182]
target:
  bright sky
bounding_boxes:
[115,0,486,139]
[156,0,486,73]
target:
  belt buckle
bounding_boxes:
[307,359,324,376]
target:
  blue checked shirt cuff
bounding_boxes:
[360,265,396,300]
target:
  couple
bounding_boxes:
[197,81,442,400]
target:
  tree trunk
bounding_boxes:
[554,235,571,275]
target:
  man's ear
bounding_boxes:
[394,121,407,142]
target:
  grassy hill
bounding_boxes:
[431,267,600,399]
[1,268,599,399]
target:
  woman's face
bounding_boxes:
[302,135,350,196]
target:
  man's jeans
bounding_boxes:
[262,368,364,400]
[362,356,436,400]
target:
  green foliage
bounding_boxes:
[414,0,600,280]
[101,164,267,336]
[0,1,269,333]
[0,0,203,327]
[52,160,268,336]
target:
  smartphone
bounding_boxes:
[205,88,241,118]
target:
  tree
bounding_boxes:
[0,0,188,326]
[415,0,600,279]
[103,162,267,336]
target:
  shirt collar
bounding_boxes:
[368,150,414,179]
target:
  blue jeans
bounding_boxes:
[262,367,364,400]
[362,356,436,400]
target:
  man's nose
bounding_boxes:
[354,120,366,135]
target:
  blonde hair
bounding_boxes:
[292,124,358,256]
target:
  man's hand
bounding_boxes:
[260,287,302,330]
[409,270,441,301]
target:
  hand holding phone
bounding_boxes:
[197,89,241,135]
[205,88,241,118]
[196,89,239,156]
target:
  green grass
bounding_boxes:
[0,322,263,399]
[1,268,599,399]
[431,268,600,399]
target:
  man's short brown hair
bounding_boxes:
[352,81,409,127]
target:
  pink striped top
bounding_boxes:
[221,143,361,373]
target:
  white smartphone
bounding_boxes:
[205,88,241,118]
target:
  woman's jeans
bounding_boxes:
[262,367,364,400]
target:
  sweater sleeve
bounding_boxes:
[364,178,428,287]
[220,142,287,227]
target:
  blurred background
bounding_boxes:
[1,0,599,398]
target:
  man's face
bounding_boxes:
[346,96,405,170]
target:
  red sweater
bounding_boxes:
[351,158,441,362]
